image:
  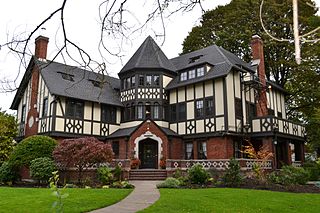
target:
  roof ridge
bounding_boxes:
[214,45,233,66]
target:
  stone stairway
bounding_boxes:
[129,169,167,180]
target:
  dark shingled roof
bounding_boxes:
[38,59,122,106]
[119,36,176,74]
[107,124,179,139]
[166,45,254,90]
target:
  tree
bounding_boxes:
[0,109,17,164]
[182,0,319,87]
[8,135,57,168]
[53,137,114,184]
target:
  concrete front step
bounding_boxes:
[129,169,167,180]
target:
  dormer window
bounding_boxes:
[180,72,187,81]
[58,72,74,81]
[196,67,204,77]
[189,69,195,79]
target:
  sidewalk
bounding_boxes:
[90,181,161,213]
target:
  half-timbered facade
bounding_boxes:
[11,35,305,171]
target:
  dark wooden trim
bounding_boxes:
[223,77,228,131]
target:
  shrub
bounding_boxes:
[303,161,320,181]
[172,168,184,179]
[157,177,180,188]
[188,164,209,184]
[0,161,18,184]
[111,181,134,189]
[113,165,122,181]
[30,157,56,183]
[97,166,113,185]
[223,158,242,187]
[268,165,310,186]
[9,135,57,167]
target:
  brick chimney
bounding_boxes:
[251,35,268,116]
[25,36,49,137]
[35,36,49,59]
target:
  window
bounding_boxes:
[66,99,84,119]
[195,100,204,118]
[126,78,131,89]
[178,102,186,121]
[234,141,242,158]
[205,98,214,117]
[170,104,176,122]
[42,98,48,117]
[153,103,160,119]
[146,75,152,86]
[180,72,187,81]
[139,75,144,86]
[131,76,135,87]
[235,98,242,119]
[125,104,130,121]
[130,103,135,120]
[277,112,282,118]
[137,102,143,119]
[198,141,207,159]
[188,69,195,79]
[154,75,160,86]
[268,108,275,116]
[112,141,120,158]
[246,102,256,120]
[101,104,117,123]
[196,67,204,77]
[58,72,74,81]
[185,142,194,160]
[21,105,26,122]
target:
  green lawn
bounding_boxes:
[141,188,320,213]
[0,187,132,213]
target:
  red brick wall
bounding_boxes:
[170,137,183,159]
[207,137,234,159]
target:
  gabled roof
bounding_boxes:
[166,45,254,90]
[10,57,122,110]
[37,60,122,106]
[119,36,176,75]
[107,119,179,139]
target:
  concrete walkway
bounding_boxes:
[90,181,161,213]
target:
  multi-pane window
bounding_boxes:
[235,98,242,119]
[188,69,196,79]
[185,142,194,160]
[126,78,131,89]
[178,102,186,121]
[195,100,204,118]
[137,102,143,119]
[246,101,256,120]
[180,72,187,81]
[101,104,117,123]
[66,99,84,119]
[198,141,207,159]
[112,141,120,158]
[131,76,135,87]
[146,75,152,86]
[139,75,144,86]
[42,97,48,117]
[170,104,177,122]
[205,98,214,117]
[21,105,26,122]
[196,67,205,77]
[153,103,160,119]
[154,75,160,86]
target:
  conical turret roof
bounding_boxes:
[119,36,176,74]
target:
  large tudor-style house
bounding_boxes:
[11,35,305,173]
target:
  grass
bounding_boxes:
[0,187,132,213]
[140,188,320,213]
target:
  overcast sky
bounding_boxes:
[0,0,319,114]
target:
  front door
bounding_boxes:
[139,139,158,169]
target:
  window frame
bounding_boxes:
[42,97,48,117]
[66,99,84,119]
[185,142,194,160]
[101,104,117,123]
[195,99,204,118]
[178,102,186,121]
[112,141,120,159]
[180,72,187,81]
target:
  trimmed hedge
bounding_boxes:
[30,157,56,183]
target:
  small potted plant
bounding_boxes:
[130,158,140,169]
[160,157,166,169]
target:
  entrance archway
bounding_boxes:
[139,139,158,169]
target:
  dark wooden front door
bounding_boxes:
[139,139,158,169]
